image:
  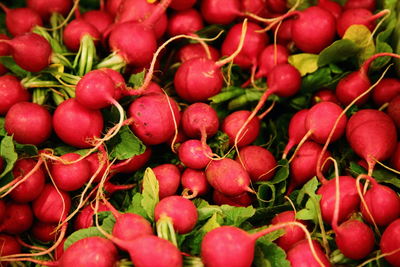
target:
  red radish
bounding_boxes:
[6,32,52,72]
[5,102,52,145]
[255,44,289,79]
[86,152,109,183]
[112,213,153,240]
[63,19,101,52]
[181,168,210,199]
[105,0,123,17]
[10,158,45,203]
[167,9,204,36]
[32,184,71,223]
[26,0,72,20]
[212,190,253,207]
[265,0,287,14]
[0,4,43,36]
[336,8,385,37]
[346,109,397,174]
[154,195,198,234]
[153,164,181,199]
[178,139,212,169]
[235,145,277,182]
[143,82,163,95]
[282,109,309,158]
[241,0,269,17]
[53,98,104,148]
[275,19,293,46]
[312,89,340,105]
[318,0,342,19]
[0,74,30,115]
[0,200,5,223]
[82,10,113,34]
[344,0,376,11]
[55,238,66,260]
[271,211,306,251]
[288,141,332,193]
[391,142,400,171]
[372,78,400,106]
[359,176,400,226]
[221,21,268,69]
[177,43,220,62]
[200,0,241,25]
[111,147,152,174]
[170,0,196,10]
[305,101,348,144]
[128,94,181,145]
[334,219,375,259]
[221,110,261,147]
[74,203,110,230]
[380,218,400,267]
[287,239,331,267]
[59,237,119,267]
[205,158,253,196]
[387,95,400,129]
[318,176,360,225]
[50,153,91,191]
[32,221,58,243]
[0,34,11,75]
[181,103,219,141]
[0,234,21,257]
[0,202,33,234]
[291,6,336,53]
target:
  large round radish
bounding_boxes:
[178,139,212,169]
[153,164,181,199]
[271,211,307,251]
[336,8,384,37]
[63,19,101,52]
[82,10,113,34]
[200,0,241,25]
[0,5,43,36]
[112,213,153,241]
[5,102,52,145]
[154,195,198,234]
[380,218,400,267]
[0,202,33,234]
[53,98,104,148]
[181,103,219,140]
[167,9,203,36]
[335,70,371,106]
[181,168,210,198]
[177,43,220,62]
[287,239,331,267]
[0,74,30,115]
[128,93,181,145]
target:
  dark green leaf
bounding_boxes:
[318,39,360,67]
[14,143,38,157]
[141,168,159,221]
[254,237,290,267]
[0,136,18,178]
[270,160,289,184]
[301,67,333,93]
[107,126,146,160]
[220,205,256,226]
[257,182,276,207]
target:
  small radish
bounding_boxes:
[154,195,198,234]
[200,0,241,25]
[205,158,253,196]
[282,109,309,159]
[255,44,289,79]
[32,184,71,223]
[275,19,293,46]
[0,74,30,115]
[32,221,59,243]
[286,239,331,267]
[50,153,91,191]
[111,147,152,174]
[318,0,343,19]
[212,190,253,207]
[59,237,119,267]
[178,139,212,169]
[128,93,181,145]
[0,34,11,75]
[74,203,110,230]
[344,0,376,12]
[177,43,220,62]
[221,110,261,147]
[0,234,21,257]
[235,145,277,182]
[241,0,269,17]
[0,202,33,234]
[112,212,153,241]
[106,0,123,17]
[0,4,43,36]
[5,102,52,145]
[53,98,104,148]
[86,152,109,183]
[265,0,288,14]
[181,168,210,199]
[181,103,219,141]
[380,218,400,267]
[153,164,181,199]
[63,19,101,52]
[387,95,400,129]
[10,158,46,203]
[26,0,72,20]
[372,78,400,106]
[312,89,340,105]
[271,211,307,251]
[82,10,113,34]
[167,9,204,37]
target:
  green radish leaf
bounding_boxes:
[14,143,38,157]
[208,87,244,104]
[107,126,146,160]
[220,205,256,227]
[141,168,159,221]
[296,195,322,222]
[128,70,146,89]
[270,159,289,184]
[126,193,149,220]
[288,53,319,76]
[343,25,376,66]
[257,182,276,207]
[0,136,18,178]
[296,177,320,205]
[300,67,333,93]
[318,39,361,67]
[0,118,6,136]
[0,57,31,78]
[254,237,291,267]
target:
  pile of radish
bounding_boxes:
[0,0,400,266]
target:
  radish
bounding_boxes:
[241,0,269,17]
[153,164,181,199]
[205,158,253,196]
[170,0,196,10]
[5,32,52,72]
[344,0,376,12]
[312,89,340,105]
[111,147,152,174]
[74,203,110,230]
[221,21,268,70]
[200,0,241,25]
[201,224,328,267]
[265,0,287,14]
[154,195,198,234]
[212,190,253,207]
[282,109,309,159]
[26,0,72,20]
[181,168,210,199]
[0,234,21,257]
[50,153,91,191]
[167,9,204,37]
[221,110,261,147]
[0,75,30,115]
[317,0,342,19]
[0,200,5,223]
[346,109,397,174]
[0,202,33,234]
[59,237,119,267]
[32,221,58,243]
[287,239,331,267]
[271,211,307,251]
[0,34,10,75]
[178,139,212,169]
[387,95,400,129]
[10,158,45,203]
[112,213,153,241]
[5,102,52,145]
[53,98,104,148]
[255,44,289,79]
[32,184,71,223]
[372,78,400,106]
[105,0,123,17]
[235,145,277,182]
[0,4,43,36]
[380,218,400,267]
[86,152,109,183]
[63,19,101,52]
[177,43,220,62]
[82,10,113,34]
[275,19,293,46]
